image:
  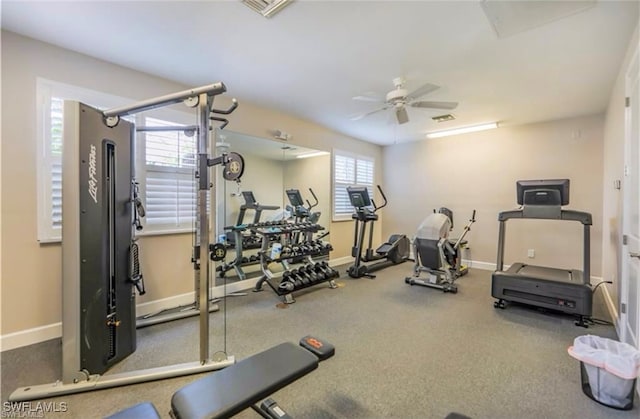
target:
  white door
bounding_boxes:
[621,47,639,348]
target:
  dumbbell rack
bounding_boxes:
[252,223,339,304]
[217,221,284,280]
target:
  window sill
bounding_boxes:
[137,228,195,237]
[332,216,354,223]
[37,228,195,244]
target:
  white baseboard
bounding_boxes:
[1,258,610,351]
[328,256,352,267]
[0,257,352,352]
[0,323,62,352]
[463,259,500,271]
[1,277,264,352]
[600,282,619,332]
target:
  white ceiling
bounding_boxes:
[2,1,638,145]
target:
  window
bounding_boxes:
[37,79,132,242]
[332,150,375,221]
[37,79,198,242]
[140,117,199,231]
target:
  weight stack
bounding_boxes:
[62,102,136,379]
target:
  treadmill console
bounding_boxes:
[286,189,305,207]
[516,179,569,206]
[242,191,257,206]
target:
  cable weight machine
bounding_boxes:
[133,127,243,328]
[10,83,243,402]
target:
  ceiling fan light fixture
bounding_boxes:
[242,0,293,18]
[426,122,499,139]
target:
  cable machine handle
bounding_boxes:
[211,98,238,115]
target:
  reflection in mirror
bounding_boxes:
[212,130,331,287]
[282,149,331,237]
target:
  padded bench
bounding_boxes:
[107,337,334,419]
[171,342,318,419]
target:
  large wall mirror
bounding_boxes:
[213,130,330,285]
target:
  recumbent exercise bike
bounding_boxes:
[405,208,476,293]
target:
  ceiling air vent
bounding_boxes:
[432,114,456,123]
[242,0,294,18]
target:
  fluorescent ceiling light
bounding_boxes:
[426,122,499,139]
[295,151,330,159]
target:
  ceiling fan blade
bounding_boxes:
[352,92,384,102]
[350,106,390,121]
[410,101,458,110]
[396,107,409,124]
[405,83,440,101]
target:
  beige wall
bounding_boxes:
[382,115,605,276]
[602,23,639,309]
[0,31,381,336]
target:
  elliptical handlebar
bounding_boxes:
[372,185,388,212]
[452,209,477,250]
[306,188,319,211]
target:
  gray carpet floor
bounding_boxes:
[1,265,638,418]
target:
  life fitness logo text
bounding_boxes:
[88,144,98,204]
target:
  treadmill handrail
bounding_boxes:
[498,209,592,225]
[495,209,591,285]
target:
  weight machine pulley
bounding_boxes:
[132,131,244,328]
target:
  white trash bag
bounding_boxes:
[568,335,640,408]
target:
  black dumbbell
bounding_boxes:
[302,265,320,283]
[241,256,249,264]
[249,255,259,262]
[315,261,335,278]
[286,271,302,288]
[297,269,313,285]
[278,280,295,293]
[315,269,329,282]
[283,271,301,289]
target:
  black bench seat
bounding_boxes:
[171,342,319,419]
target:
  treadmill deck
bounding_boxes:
[492,263,592,317]
[506,263,583,283]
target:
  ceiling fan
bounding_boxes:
[351,77,458,125]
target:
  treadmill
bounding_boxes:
[491,179,593,327]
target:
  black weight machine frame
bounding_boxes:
[346,185,410,279]
[10,83,242,402]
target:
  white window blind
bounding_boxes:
[50,97,64,230]
[333,151,375,220]
[37,78,197,241]
[142,117,199,231]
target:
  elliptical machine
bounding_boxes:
[286,188,321,224]
[346,185,410,278]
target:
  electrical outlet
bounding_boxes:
[527,249,535,258]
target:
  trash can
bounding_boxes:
[568,335,640,410]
